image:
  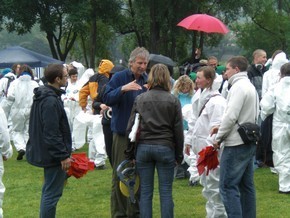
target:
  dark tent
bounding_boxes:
[0,46,63,68]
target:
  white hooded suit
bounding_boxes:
[185,75,227,218]
[5,75,39,152]
[260,76,290,192]
[0,107,13,217]
[262,52,288,97]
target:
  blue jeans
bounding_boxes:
[40,165,67,218]
[136,144,175,218]
[219,144,256,218]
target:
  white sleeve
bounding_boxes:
[184,110,196,146]
[0,108,13,159]
[260,87,275,121]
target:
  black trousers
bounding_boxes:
[102,119,113,167]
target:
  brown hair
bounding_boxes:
[227,56,249,72]
[68,68,78,76]
[19,64,34,80]
[44,64,65,83]
[147,64,171,91]
[197,66,216,89]
[280,63,290,78]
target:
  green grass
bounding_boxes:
[2,145,289,218]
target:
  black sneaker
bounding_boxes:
[189,181,199,187]
[17,149,25,160]
[279,190,290,194]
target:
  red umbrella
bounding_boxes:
[197,146,219,175]
[67,153,95,178]
[177,14,229,34]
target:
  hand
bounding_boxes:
[195,48,201,58]
[121,80,142,93]
[185,144,191,156]
[82,106,87,113]
[143,84,149,90]
[100,104,109,111]
[2,156,7,161]
[210,126,220,136]
[61,158,72,171]
[212,141,220,150]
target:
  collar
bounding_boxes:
[45,84,66,96]
[228,71,248,85]
[126,69,147,82]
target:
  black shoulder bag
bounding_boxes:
[236,93,261,145]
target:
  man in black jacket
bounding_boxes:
[247,49,267,167]
[26,64,72,218]
[247,49,267,101]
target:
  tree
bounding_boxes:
[1,0,83,61]
[69,0,122,67]
[233,0,290,57]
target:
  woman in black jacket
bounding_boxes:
[127,64,184,218]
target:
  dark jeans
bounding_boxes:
[136,144,175,218]
[40,165,67,218]
[111,134,139,218]
[219,144,256,218]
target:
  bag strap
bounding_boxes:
[4,76,15,97]
[198,93,220,117]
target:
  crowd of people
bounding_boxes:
[0,47,289,218]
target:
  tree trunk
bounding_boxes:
[89,0,97,69]
[149,0,159,53]
[46,31,59,60]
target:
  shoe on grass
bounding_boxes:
[17,149,25,160]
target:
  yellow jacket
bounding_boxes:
[79,59,114,109]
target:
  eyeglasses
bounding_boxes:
[63,74,69,78]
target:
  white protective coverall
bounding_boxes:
[6,75,39,152]
[0,72,16,103]
[194,89,227,218]
[185,75,227,218]
[70,68,95,149]
[260,77,290,192]
[0,107,13,218]
[70,61,85,79]
[184,74,223,184]
[63,79,82,131]
[262,52,288,97]
[73,111,107,167]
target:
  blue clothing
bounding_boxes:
[103,69,148,135]
[177,92,192,130]
[219,143,256,218]
[136,144,175,218]
[40,165,67,218]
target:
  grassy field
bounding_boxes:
[2,145,289,218]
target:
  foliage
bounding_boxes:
[1,0,83,60]
[0,26,51,55]
[0,0,289,66]
[234,0,290,57]
[2,145,290,217]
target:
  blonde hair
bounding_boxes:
[147,64,171,91]
[172,75,194,97]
